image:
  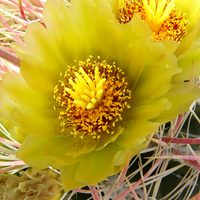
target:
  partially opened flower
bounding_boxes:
[0,0,200,191]
[0,168,62,200]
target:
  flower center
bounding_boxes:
[118,0,188,41]
[53,57,131,139]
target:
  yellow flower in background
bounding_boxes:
[0,0,200,191]
[118,0,188,41]
[108,0,200,83]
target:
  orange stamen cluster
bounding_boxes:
[54,57,131,139]
[118,0,188,42]
[118,0,143,23]
[152,10,188,41]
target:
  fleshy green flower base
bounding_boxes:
[0,0,200,191]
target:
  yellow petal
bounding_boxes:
[116,121,160,149]
[153,82,200,123]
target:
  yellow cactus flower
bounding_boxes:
[108,0,200,85]
[0,0,200,191]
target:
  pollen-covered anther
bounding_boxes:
[53,57,131,139]
[118,0,188,42]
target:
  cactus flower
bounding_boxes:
[0,0,200,191]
